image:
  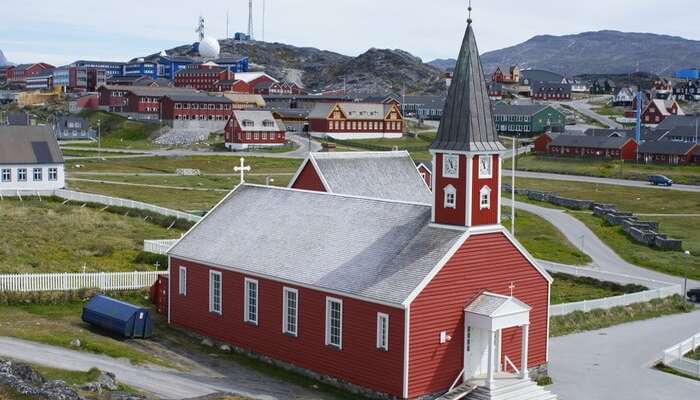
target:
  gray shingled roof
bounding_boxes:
[308,102,394,121]
[638,141,697,156]
[164,93,233,103]
[550,134,631,149]
[520,69,564,84]
[310,151,432,204]
[0,126,64,165]
[169,185,463,305]
[655,115,700,131]
[232,110,282,132]
[430,23,505,152]
[493,103,547,116]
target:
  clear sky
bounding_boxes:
[2,0,699,66]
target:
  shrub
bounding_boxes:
[133,252,168,269]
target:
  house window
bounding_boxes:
[443,184,457,209]
[1,169,10,182]
[283,287,298,336]
[209,271,222,314]
[244,278,258,325]
[377,313,389,351]
[325,297,342,349]
[480,186,492,210]
[178,266,187,295]
[17,168,27,182]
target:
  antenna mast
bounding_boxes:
[196,16,205,41]
[248,0,254,39]
[262,0,266,41]
[226,10,229,38]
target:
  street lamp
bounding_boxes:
[265,176,275,186]
[683,250,691,300]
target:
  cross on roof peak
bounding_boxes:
[234,157,251,184]
[467,0,473,25]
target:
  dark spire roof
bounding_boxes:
[430,22,505,152]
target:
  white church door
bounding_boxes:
[464,325,494,380]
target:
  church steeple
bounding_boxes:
[430,10,505,153]
[430,7,504,229]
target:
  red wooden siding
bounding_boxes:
[433,153,467,226]
[417,165,432,190]
[169,258,405,397]
[470,155,499,226]
[407,232,549,398]
[290,162,326,192]
[533,134,552,153]
[619,140,638,160]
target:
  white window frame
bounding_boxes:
[1,168,10,182]
[282,287,298,336]
[33,168,42,181]
[244,278,259,325]
[480,186,492,210]
[209,270,222,315]
[325,297,343,349]
[443,184,457,209]
[376,313,389,351]
[178,266,187,296]
[478,155,493,179]
[17,168,27,182]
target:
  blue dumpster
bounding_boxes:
[81,295,154,338]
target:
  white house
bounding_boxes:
[0,126,65,193]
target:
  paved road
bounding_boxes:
[0,337,336,400]
[504,198,700,288]
[504,169,700,193]
[549,310,700,400]
[566,98,623,129]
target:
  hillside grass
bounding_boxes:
[550,295,695,337]
[504,207,591,266]
[549,272,646,304]
[76,110,162,150]
[506,153,700,185]
[511,177,700,280]
[0,198,181,273]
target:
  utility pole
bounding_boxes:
[226,10,229,39]
[262,0,266,42]
[683,251,691,300]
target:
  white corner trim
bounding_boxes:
[466,154,473,226]
[402,230,472,307]
[497,156,502,224]
[403,305,410,399]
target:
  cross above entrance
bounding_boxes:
[234,157,251,184]
[508,282,516,297]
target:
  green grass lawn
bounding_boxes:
[69,173,293,190]
[0,199,181,274]
[550,295,695,336]
[507,153,700,185]
[510,177,700,280]
[78,110,162,150]
[0,291,169,368]
[504,207,591,265]
[549,272,646,304]
[67,155,302,175]
[61,148,146,158]
[591,105,625,117]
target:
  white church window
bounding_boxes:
[17,168,27,182]
[209,270,222,314]
[1,169,10,182]
[33,168,42,181]
[325,297,343,349]
[178,266,187,296]
[283,287,298,336]
[377,313,389,351]
[480,186,492,210]
[244,278,258,325]
[443,185,457,209]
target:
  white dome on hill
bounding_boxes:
[198,37,220,59]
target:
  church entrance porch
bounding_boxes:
[463,292,531,388]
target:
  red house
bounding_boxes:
[416,162,432,190]
[213,79,250,93]
[308,102,404,140]
[174,62,235,91]
[254,81,305,95]
[638,141,699,165]
[642,99,684,125]
[234,72,278,94]
[5,63,55,88]
[167,19,554,400]
[224,110,286,150]
[539,134,638,160]
[160,93,233,129]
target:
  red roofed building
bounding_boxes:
[166,18,554,400]
[224,110,286,150]
[5,63,55,89]
[174,62,235,91]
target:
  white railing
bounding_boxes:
[54,189,202,222]
[662,333,700,378]
[144,239,179,255]
[0,271,168,292]
[549,285,682,316]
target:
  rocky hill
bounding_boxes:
[151,40,445,95]
[430,30,700,77]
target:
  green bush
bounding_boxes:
[550,272,647,294]
[132,251,168,269]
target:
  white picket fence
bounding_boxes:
[549,284,682,316]
[0,271,168,292]
[144,239,179,255]
[55,189,202,222]
[662,333,700,378]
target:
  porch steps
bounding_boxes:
[465,379,557,400]
[437,384,477,400]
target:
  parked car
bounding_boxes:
[648,175,673,186]
[688,288,700,303]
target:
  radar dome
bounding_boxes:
[198,37,220,59]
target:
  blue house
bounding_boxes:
[123,59,159,79]
[676,68,700,80]
[157,55,195,80]
[216,57,249,73]
[71,60,125,78]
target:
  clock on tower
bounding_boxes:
[428,18,505,229]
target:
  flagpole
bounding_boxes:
[512,136,515,237]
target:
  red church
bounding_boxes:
[166,18,554,400]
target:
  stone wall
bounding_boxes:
[504,184,684,251]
